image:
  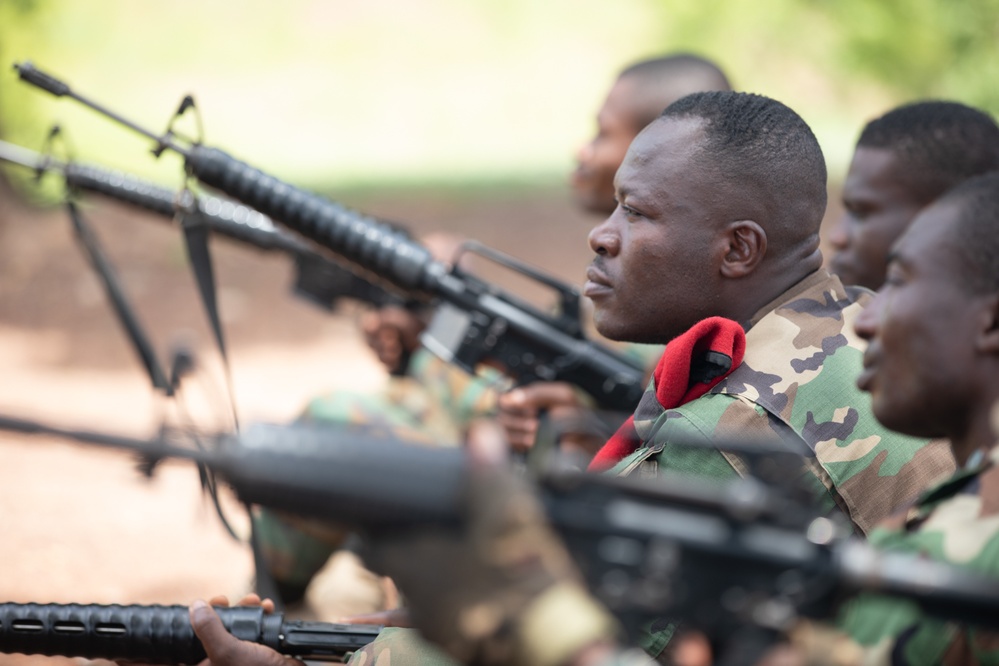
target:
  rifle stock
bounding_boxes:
[0,602,381,663]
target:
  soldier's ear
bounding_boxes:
[719,220,766,278]
[976,292,999,355]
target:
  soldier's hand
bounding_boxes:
[497,382,594,454]
[361,425,618,666]
[360,305,426,374]
[189,594,303,666]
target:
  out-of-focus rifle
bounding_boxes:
[0,138,412,315]
[12,62,646,412]
[3,412,999,664]
[0,602,381,663]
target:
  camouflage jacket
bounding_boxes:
[606,270,956,657]
[304,348,499,445]
[608,270,954,533]
[834,445,999,665]
[255,348,498,597]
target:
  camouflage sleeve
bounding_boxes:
[407,349,500,433]
[833,476,999,665]
[257,380,470,602]
[831,593,959,665]
[345,627,459,666]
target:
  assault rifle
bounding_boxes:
[0,138,410,315]
[13,62,646,412]
[3,413,999,664]
[0,602,381,663]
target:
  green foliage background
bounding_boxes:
[1,0,996,190]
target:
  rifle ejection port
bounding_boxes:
[421,304,472,366]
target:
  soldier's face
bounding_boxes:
[828,147,925,290]
[584,117,726,345]
[571,78,643,216]
[853,200,981,440]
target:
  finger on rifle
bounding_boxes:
[207,595,231,608]
[507,382,583,410]
[496,410,539,449]
[190,599,241,664]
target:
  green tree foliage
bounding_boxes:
[0,0,996,187]
[813,0,999,113]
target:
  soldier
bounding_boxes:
[798,170,999,664]
[501,53,732,456]
[828,100,999,291]
[562,89,954,660]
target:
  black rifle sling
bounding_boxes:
[179,210,229,368]
[66,201,172,393]
[178,208,286,609]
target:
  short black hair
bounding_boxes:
[858,101,999,205]
[659,91,828,244]
[617,53,732,131]
[936,171,999,294]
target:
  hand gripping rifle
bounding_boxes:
[0,603,381,663]
[13,62,645,412]
[0,138,414,316]
[3,413,999,666]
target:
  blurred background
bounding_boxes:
[0,0,997,659]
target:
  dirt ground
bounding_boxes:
[0,174,601,665]
[0,173,843,665]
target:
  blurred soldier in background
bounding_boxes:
[570,54,731,217]
[828,100,999,290]
[252,233,497,610]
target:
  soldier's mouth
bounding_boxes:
[856,361,877,392]
[583,265,612,299]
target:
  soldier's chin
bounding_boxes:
[872,400,924,439]
[592,313,629,342]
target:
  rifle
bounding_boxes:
[0,138,412,315]
[12,62,646,412]
[3,413,998,657]
[0,602,381,663]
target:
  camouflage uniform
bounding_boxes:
[830,445,999,665]
[344,271,956,664]
[254,348,499,602]
[609,270,954,656]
